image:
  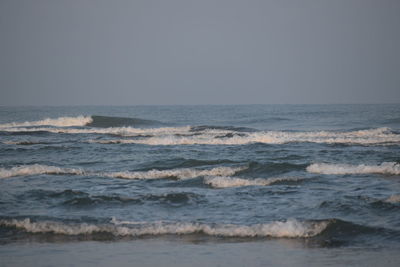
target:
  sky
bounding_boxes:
[0,0,399,105]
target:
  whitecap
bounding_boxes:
[0,218,329,238]
[0,164,246,180]
[87,128,400,146]
[306,162,400,175]
[0,116,93,128]
[204,176,302,188]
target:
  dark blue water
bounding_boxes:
[1,105,400,250]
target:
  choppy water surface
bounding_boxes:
[0,105,400,251]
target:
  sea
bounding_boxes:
[0,104,400,266]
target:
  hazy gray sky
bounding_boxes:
[0,0,399,105]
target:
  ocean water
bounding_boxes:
[0,104,400,266]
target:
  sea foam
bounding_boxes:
[0,116,92,128]
[0,164,84,178]
[87,127,400,146]
[0,218,329,238]
[0,164,246,180]
[204,176,302,188]
[306,162,400,175]
[2,125,399,145]
[105,166,246,180]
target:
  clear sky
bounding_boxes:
[0,0,399,105]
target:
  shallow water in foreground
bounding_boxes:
[0,104,400,266]
[2,238,400,267]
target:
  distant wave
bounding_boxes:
[2,126,191,136]
[87,127,400,145]
[0,217,329,238]
[204,176,303,188]
[1,116,399,146]
[306,162,400,175]
[87,115,162,128]
[0,116,92,128]
[0,164,246,180]
[0,115,161,129]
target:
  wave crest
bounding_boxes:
[306,162,400,175]
[0,116,92,128]
[204,176,302,188]
[87,127,400,146]
[0,164,84,178]
[0,218,329,238]
[2,125,399,145]
[0,164,246,180]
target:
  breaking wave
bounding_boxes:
[0,164,246,180]
[204,176,303,188]
[0,116,92,128]
[0,164,85,178]
[0,218,329,238]
[105,166,246,180]
[87,127,400,145]
[306,162,400,175]
[1,124,399,145]
[2,126,191,136]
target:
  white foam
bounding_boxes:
[0,116,92,128]
[104,166,246,180]
[306,162,400,175]
[0,218,329,238]
[0,164,245,180]
[204,176,302,188]
[0,164,85,178]
[87,128,400,146]
[3,125,398,145]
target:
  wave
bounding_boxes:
[86,115,161,128]
[0,116,92,128]
[306,162,400,175]
[87,127,400,146]
[204,176,303,188]
[2,120,398,145]
[190,125,257,132]
[0,218,329,238]
[0,164,246,180]
[22,189,201,206]
[103,166,246,180]
[0,164,85,178]
[1,126,191,136]
[0,114,161,130]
